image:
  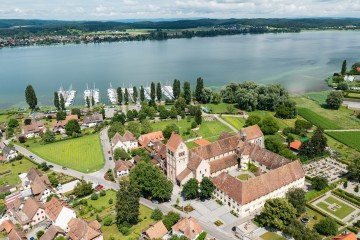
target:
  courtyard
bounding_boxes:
[303,157,348,183]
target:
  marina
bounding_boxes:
[107,83,117,105]
[84,84,100,106]
[57,84,76,107]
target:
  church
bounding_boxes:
[165,124,305,217]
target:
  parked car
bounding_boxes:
[62,166,67,170]
[96,185,104,191]
[109,157,112,161]
[29,155,33,159]
[151,199,159,204]
[48,165,54,168]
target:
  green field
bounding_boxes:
[298,108,340,129]
[293,96,360,129]
[304,91,331,106]
[195,119,234,141]
[202,103,237,114]
[316,196,355,219]
[326,132,360,152]
[222,116,246,130]
[22,134,105,173]
[260,232,286,240]
[326,135,360,163]
[0,159,38,186]
[149,118,195,140]
[185,141,199,149]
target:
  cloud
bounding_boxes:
[0,0,359,20]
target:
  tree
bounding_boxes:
[156,82,162,101]
[275,101,297,119]
[158,106,169,119]
[36,230,44,239]
[25,85,37,110]
[260,116,279,135]
[71,108,81,118]
[91,96,95,107]
[133,86,138,103]
[41,129,55,144]
[163,211,180,230]
[108,122,125,139]
[195,77,204,102]
[114,148,130,160]
[60,94,65,110]
[86,96,90,108]
[200,88,212,104]
[343,181,348,188]
[151,208,163,221]
[127,122,141,137]
[116,180,140,228]
[199,177,215,199]
[348,156,360,182]
[355,185,359,193]
[129,161,173,201]
[245,115,261,127]
[195,107,202,125]
[211,92,221,104]
[284,219,321,240]
[150,82,156,101]
[312,176,328,191]
[54,92,60,110]
[173,79,181,99]
[124,88,129,105]
[256,198,297,231]
[111,112,126,125]
[73,180,93,197]
[326,91,343,109]
[174,97,187,113]
[183,81,191,104]
[182,178,198,200]
[341,60,347,75]
[236,89,258,111]
[140,85,145,102]
[163,124,179,139]
[294,119,312,132]
[56,111,66,121]
[311,127,327,154]
[140,119,153,134]
[337,82,349,90]
[91,193,99,200]
[286,188,306,215]
[117,87,123,105]
[314,217,337,236]
[48,174,59,187]
[169,106,178,119]
[64,119,81,136]
[169,235,189,240]
[8,118,19,128]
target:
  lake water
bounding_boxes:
[0,30,359,109]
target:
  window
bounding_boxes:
[37,213,39,215]
[179,151,185,157]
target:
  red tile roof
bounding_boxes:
[290,140,302,151]
[0,220,16,233]
[190,136,238,160]
[139,131,164,146]
[115,160,133,172]
[332,232,357,240]
[144,221,168,239]
[45,197,69,222]
[172,217,203,239]
[240,124,264,141]
[193,138,211,146]
[67,218,102,240]
[212,160,305,205]
[40,225,64,240]
[209,154,238,174]
[166,132,183,152]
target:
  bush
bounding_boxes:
[36,230,44,238]
[314,217,337,236]
[348,226,358,234]
[191,121,198,129]
[196,232,207,240]
[120,226,130,236]
[108,198,113,204]
[151,208,163,221]
[100,190,106,197]
[103,218,113,226]
[91,193,99,200]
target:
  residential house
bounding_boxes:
[8,197,46,230]
[22,120,44,138]
[152,141,167,170]
[83,113,103,128]
[138,131,164,148]
[166,132,305,217]
[40,225,65,240]
[45,197,76,231]
[52,115,78,134]
[25,167,54,202]
[0,184,16,193]
[114,160,133,177]
[67,218,103,240]
[332,232,357,240]
[111,131,138,152]
[141,221,168,240]
[2,143,18,160]
[0,220,27,240]
[239,124,264,148]
[172,217,203,240]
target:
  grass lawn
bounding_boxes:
[202,103,237,114]
[260,232,286,240]
[316,196,355,219]
[326,132,360,152]
[326,135,360,163]
[0,159,38,186]
[185,141,199,149]
[293,96,360,129]
[301,208,326,230]
[22,133,105,173]
[222,116,246,130]
[195,118,234,141]
[247,110,295,130]
[304,91,331,106]
[298,108,340,130]
[237,174,251,181]
[149,118,195,141]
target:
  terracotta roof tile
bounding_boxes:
[209,154,238,174]
[22,197,45,219]
[290,140,302,151]
[115,160,133,172]
[0,220,16,233]
[40,225,64,240]
[218,131,234,141]
[332,232,357,240]
[176,168,193,182]
[144,221,168,239]
[172,217,203,239]
[140,131,164,146]
[45,197,67,222]
[240,124,263,141]
[190,136,238,160]
[166,132,183,152]
[67,218,102,240]
[8,228,27,240]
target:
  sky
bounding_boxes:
[0,0,360,20]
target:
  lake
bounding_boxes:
[0,30,359,109]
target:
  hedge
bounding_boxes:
[332,189,360,207]
[347,226,358,234]
[196,232,207,240]
[305,203,346,226]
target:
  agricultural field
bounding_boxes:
[304,91,331,106]
[293,96,360,129]
[297,108,340,130]
[326,131,360,152]
[21,133,104,173]
[326,135,360,163]
[0,159,38,186]
[222,116,246,130]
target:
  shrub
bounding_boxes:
[91,193,99,200]
[100,190,106,197]
[196,232,207,240]
[120,226,130,236]
[108,198,113,204]
[151,208,163,221]
[191,121,198,129]
[348,226,358,234]
[103,218,113,226]
[36,230,44,238]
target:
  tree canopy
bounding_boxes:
[275,101,297,119]
[116,180,140,229]
[195,77,204,102]
[199,177,215,199]
[182,178,199,200]
[326,91,343,110]
[65,119,81,136]
[313,217,337,236]
[348,156,360,182]
[183,81,191,104]
[25,85,38,110]
[312,176,328,191]
[286,188,306,215]
[260,116,279,135]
